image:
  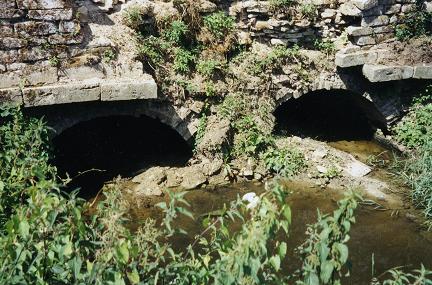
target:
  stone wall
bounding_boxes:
[228,0,432,47]
[0,0,157,106]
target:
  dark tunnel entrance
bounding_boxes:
[274,90,384,141]
[52,115,193,198]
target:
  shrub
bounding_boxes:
[394,103,432,148]
[203,12,235,40]
[395,9,432,41]
[232,115,274,157]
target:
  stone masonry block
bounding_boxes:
[361,15,389,27]
[0,50,19,64]
[363,64,414,82]
[59,21,80,33]
[100,79,157,101]
[0,9,24,19]
[335,50,378,67]
[0,37,27,49]
[17,0,71,9]
[346,26,373,36]
[28,9,73,21]
[0,24,14,36]
[15,21,57,36]
[0,0,17,8]
[413,65,432,79]
[0,66,57,88]
[23,79,101,106]
[0,88,23,104]
[351,0,379,10]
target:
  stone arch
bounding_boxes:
[28,100,197,143]
[275,72,388,133]
[274,87,388,141]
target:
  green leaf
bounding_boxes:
[278,242,287,259]
[335,243,349,264]
[283,206,292,224]
[305,272,319,285]
[127,269,140,284]
[270,255,281,271]
[115,241,130,264]
[18,220,30,238]
[320,261,334,284]
[63,241,73,257]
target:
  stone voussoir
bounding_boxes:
[362,64,414,82]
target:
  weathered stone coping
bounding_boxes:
[336,48,432,82]
[0,77,158,106]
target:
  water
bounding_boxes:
[125,180,432,284]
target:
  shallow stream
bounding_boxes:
[127,180,432,284]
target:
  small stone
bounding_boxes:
[312,148,328,160]
[316,165,328,173]
[345,160,371,177]
[339,2,362,16]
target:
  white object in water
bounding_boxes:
[242,192,260,209]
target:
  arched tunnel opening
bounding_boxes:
[274,90,385,141]
[52,115,193,198]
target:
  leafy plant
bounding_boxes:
[163,20,189,45]
[137,35,170,67]
[297,191,362,285]
[394,103,432,148]
[122,6,145,30]
[173,47,196,73]
[300,3,318,20]
[314,38,336,55]
[203,12,235,40]
[251,45,300,74]
[197,59,225,78]
[261,147,306,177]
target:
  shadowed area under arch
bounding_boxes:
[274,89,385,141]
[52,115,193,198]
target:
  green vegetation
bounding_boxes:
[173,47,196,73]
[269,0,295,12]
[297,192,360,284]
[122,5,145,30]
[197,59,225,78]
[0,106,431,284]
[203,12,235,40]
[394,7,432,41]
[300,3,318,20]
[314,39,336,56]
[394,85,432,225]
[163,20,189,44]
[261,147,306,177]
